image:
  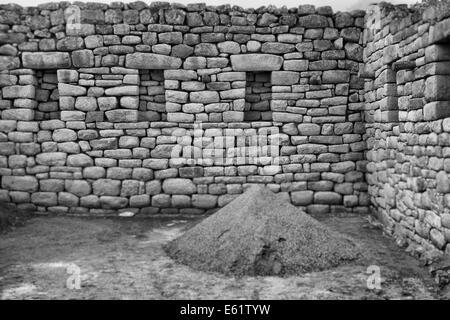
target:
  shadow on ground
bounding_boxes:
[0,213,444,299]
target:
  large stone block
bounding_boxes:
[425,44,450,63]
[165,9,186,25]
[425,75,450,101]
[297,15,329,28]
[105,86,139,96]
[59,83,87,96]
[72,49,94,67]
[261,42,295,54]
[2,109,35,120]
[90,138,118,150]
[190,91,220,104]
[162,178,196,194]
[429,18,450,44]
[105,109,138,122]
[75,96,97,111]
[2,85,35,99]
[93,179,121,196]
[0,56,20,70]
[194,43,218,56]
[100,196,128,209]
[424,102,450,120]
[437,171,450,193]
[31,192,58,206]
[166,112,194,122]
[314,191,342,204]
[2,176,38,192]
[67,154,93,167]
[125,53,182,69]
[291,190,314,206]
[230,54,283,71]
[298,123,321,135]
[322,70,350,83]
[192,194,217,208]
[65,180,91,197]
[53,129,77,142]
[22,52,71,69]
[36,152,67,166]
[271,71,300,85]
[272,112,302,122]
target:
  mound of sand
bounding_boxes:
[165,185,362,276]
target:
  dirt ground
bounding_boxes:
[0,212,446,300]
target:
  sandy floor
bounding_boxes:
[0,214,444,299]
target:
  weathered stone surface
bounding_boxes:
[53,129,77,142]
[261,42,295,54]
[192,194,217,208]
[194,43,218,56]
[31,192,58,206]
[162,178,196,194]
[22,52,71,69]
[105,109,138,122]
[322,70,350,83]
[230,54,283,71]
[271,71,300,85]
[437,171,450,193]
[218,41,240,54]
[171,44,194,58]
[125,53,182,69]
[65,180,91,197]
[2,85,35,99]
[93,179,121,196]
[75,97,97,111]
[57,69,78,83]
[0,56,20,70]
[291,191,314,206]
[72,49,94,67]
[424,102,450,120]
[298,123,321,135]
[105,86,139,96]
[2,176,38,192]
[67,154,93,167]
[190,91,220,104]
[36,152,67,166]
[314,192,342,204]
[297,15,328,28]
[425,75,450,101]
[59,83,87,96]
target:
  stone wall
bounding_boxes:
[363,1,450,260]
[0,2,368,216]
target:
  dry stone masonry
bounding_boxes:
[0,1,449,259]
[364,1,450,261]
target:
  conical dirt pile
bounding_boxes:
[165,185,362,276]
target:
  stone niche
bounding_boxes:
[139,70,166,122]
[35,71,59,121]
[244,72,272,121]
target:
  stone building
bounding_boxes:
[0,1,450,259]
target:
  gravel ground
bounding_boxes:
[166,186,362,276]
[0,213,445,300]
